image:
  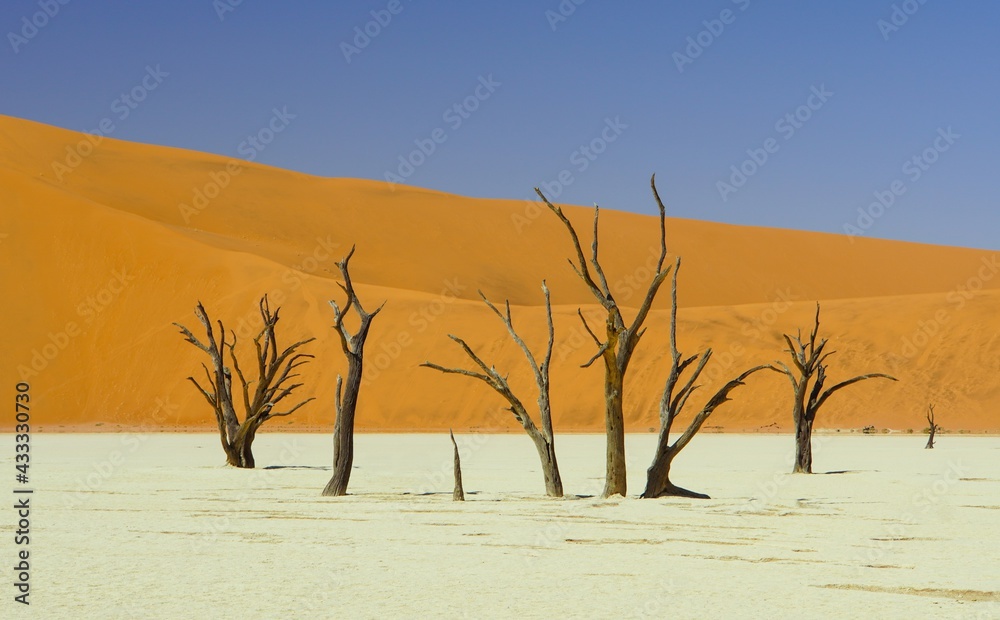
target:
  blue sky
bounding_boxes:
[2,1,997,249]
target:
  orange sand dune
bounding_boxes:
[1,114,998,433]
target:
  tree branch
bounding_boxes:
[536,188,611,308]
[815,373,897,412]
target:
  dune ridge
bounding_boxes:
[1,114,998,433]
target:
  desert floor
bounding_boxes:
[5,433,999,619]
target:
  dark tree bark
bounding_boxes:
[536,174,671,498]
[925,404,940,449]
[642,259,769,499]
[323,246,384,497]
[771,303,897,473]
[175,296,315,468]
[450,429,465,501]
[423,283,564,497]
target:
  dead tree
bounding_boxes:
[450,430,465,501]
[175,296,315,468]
[422,283,563,497]
[925,404,940,449]
[537,175,671,498]
[642,258,769,499]
[771,303,897,473]
[322,247,384,496]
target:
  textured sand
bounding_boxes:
[11,433,999,618]
[1,114,999,432]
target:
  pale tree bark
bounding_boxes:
[423,283,563,497]
[771,303,897,473]
[450,430,465,501]
[925,404,940,449]
[536,174,671,498]
[175,296,315,468]
[323,246,385,496]
[642,259,769,499]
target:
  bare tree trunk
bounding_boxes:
[643,440,711,499]
[526,427,563,497]
[230,416,261,469]
[223,442,240,467]
[232,434,254,469]
[604,367,627,498]
[450,430,465,501]
[323,247,383,497]
[325,358,363,496]
[793,408,813,474]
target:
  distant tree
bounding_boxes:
[642,256,769,499]
[323,247,384,497]
[175,296,315,468]
[423,283,563,497]
[536,175,673,498]
[925,404,940,449]
[771,303,897,473]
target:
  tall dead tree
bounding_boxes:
[537,175,671,498]
[323,247,384,496]
[642,258,769,499]
[423,283,563,497]
[771,303,897,473]
[175,296,315,468]
[925,404,940,449]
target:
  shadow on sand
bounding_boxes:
[263,465,330,471]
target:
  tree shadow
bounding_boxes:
[403,491,480,497]
[263,465,329,471]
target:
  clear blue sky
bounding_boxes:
[2,1,997,249]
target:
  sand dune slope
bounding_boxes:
[1,115,998,432]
